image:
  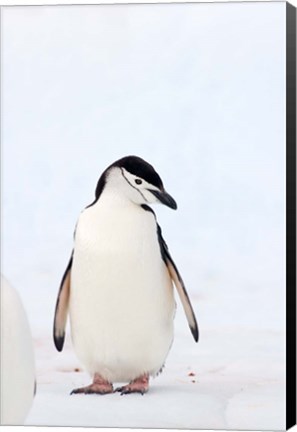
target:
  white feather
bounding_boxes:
[1,276,35,424]
[69,189,175,383]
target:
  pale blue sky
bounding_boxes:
[2,2,286,332]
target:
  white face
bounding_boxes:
[123,167,163,205]
[105,167,177,210]
[107,167,160,205]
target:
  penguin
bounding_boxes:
[1,275,36,424]
[53,155,198,395]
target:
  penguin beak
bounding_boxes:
[149,189,178,210]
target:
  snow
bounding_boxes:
[2,2,287,430]
[25,308,285,430]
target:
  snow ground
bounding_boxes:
[24,305,285,430]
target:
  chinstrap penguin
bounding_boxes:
[53,156,198,395]
[1,275,36,424]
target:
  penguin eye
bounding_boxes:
[135,179,142,185]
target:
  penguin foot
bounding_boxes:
[70,383,113,395]
[115,374,149,395]
[71,373,113,395]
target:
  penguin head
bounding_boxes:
[94,156,177,210]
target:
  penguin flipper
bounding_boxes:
[53,253,73,352]
[157,225,199,343]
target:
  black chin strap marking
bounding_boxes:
[120,168,149,203]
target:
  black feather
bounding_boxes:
[53,253,73,352]
[157,224,199,343]
[87,156,163,208]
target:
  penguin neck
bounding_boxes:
[91,187,140,213]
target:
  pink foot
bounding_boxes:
[71,373,113,395]
[115,374,149,395]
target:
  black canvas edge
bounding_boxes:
[286,2,297,430]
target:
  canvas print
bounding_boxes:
[1,1,296,430]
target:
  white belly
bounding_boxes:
[69,199,175,382]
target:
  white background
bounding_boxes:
[1,1,293,431]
